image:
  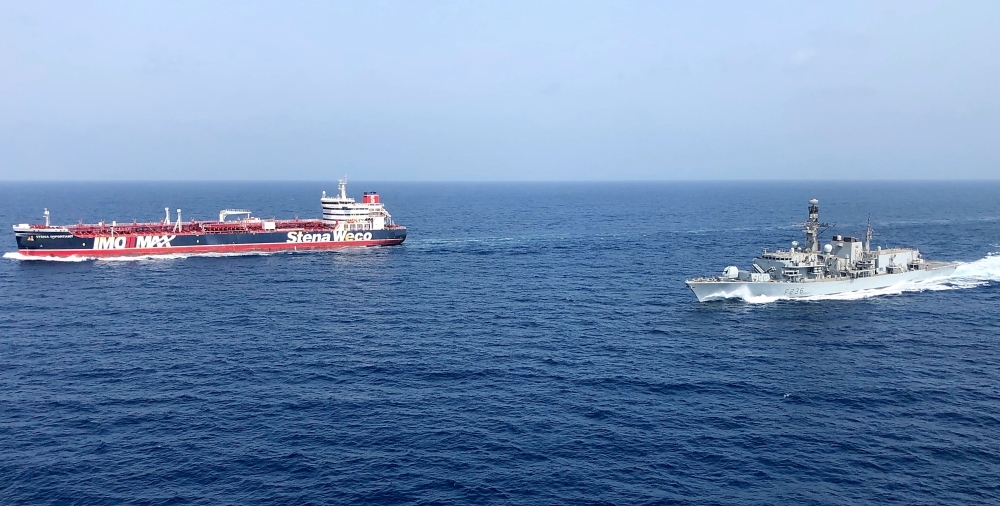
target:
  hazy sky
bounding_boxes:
[1,1,998,180]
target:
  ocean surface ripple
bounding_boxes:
[2,182,1000,505]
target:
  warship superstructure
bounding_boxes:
[12,178,406,258]
[686,199,956,301]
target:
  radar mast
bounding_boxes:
[802,199,831,252]
[864,214,874,252]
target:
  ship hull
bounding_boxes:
[686,264,958,302]
[15,228,406,259]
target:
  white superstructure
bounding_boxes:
[321,178,396,232]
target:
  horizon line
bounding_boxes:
[2,177,1000,183]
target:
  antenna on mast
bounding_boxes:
[44,208,50,227]
[865,214,873,252]
[164,207,171,225]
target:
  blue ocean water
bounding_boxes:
[1,181,999,505]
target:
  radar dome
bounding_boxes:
[823,244,833,253]
[809,199,819,205]
[791,241,799,249]
[723,266,739,279]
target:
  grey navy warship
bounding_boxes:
[686,199,957,301]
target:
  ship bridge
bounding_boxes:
[320,178,396,231]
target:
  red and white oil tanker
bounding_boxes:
[12,179,406,258]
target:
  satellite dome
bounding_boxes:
[809,199,819,205]
[823,244,833,253]
[791,241,799,249]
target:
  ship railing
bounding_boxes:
[68,218,333,236]
[847,268,876,278]
[69,223,187,237]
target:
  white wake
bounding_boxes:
[3,251,92,262]
[94,251,286,262]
